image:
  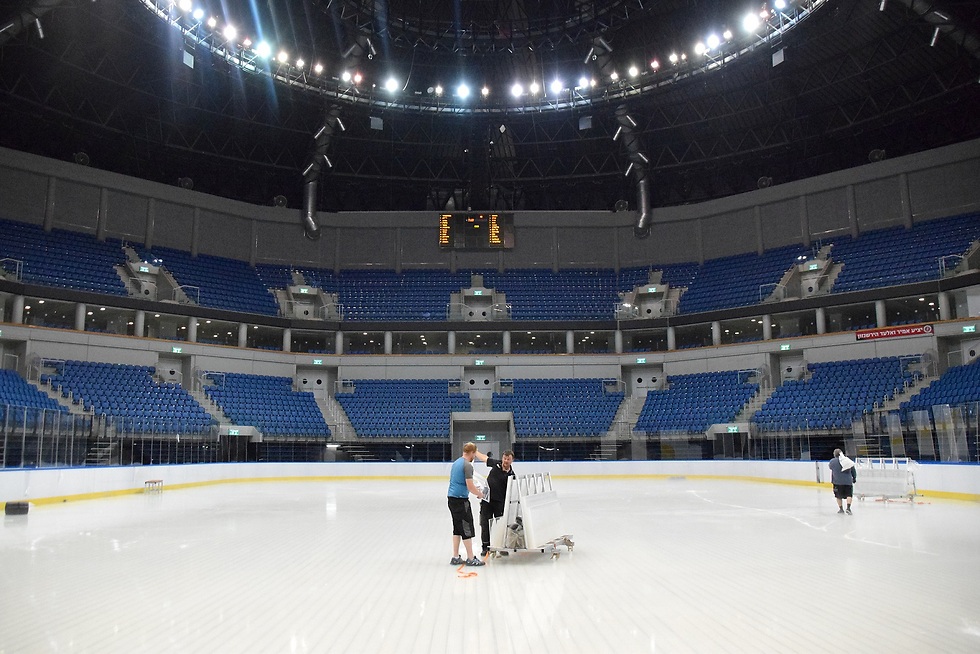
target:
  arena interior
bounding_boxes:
[1,1,980,652]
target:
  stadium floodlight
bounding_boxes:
[277,51,289,63]
[207,16,217,28]
[743,13,761,31]
[222,25,236,41]
[341,71,352,82]
[529,81,540,95]
[434,84,443,96]
[481,86,490,97]
[650,59,660,70]
[628,65,639,77]
[456,83,470,99]
[385,77,399,92]
[774,0,787,10]
[296,59,305,69]
[550,79,563,94]
[242,38,252,48]
[314,63,323,74]
[578,76,590,88]
[668,52,679,64]
[706,34,720,50]
[694,42,706,56]
[178,0,192,12]
[192,8,204,20]
[510,82,523,97]
[353,72,362,84]
[255,41,271,58]
[723,29,733,41]
[610,71,619,81]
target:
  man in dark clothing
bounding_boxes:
[474,449,516,556]
[829,448,857,514]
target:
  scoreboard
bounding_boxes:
[438,213,515,250]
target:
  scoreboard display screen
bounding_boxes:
[438,213,515,250]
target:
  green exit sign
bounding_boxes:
[312,359,323,365]
[171,346,182,354]
[474,290,483,296]
[727,425,739,433]
[299,287,310,294]
[808,262,820,271]
[647,286,657,293]
[475,434,487,441]
[474,359,485,366]
[636,357,646,364]
[780,344,791,351]
[963,325,976,333]
[228,428,240,436]
[139,265,150,273]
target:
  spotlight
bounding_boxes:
[277,51,289,63]
[695,42,706,56]
[177,177,194,190]
[510,82,523,97]
[222,25,236,41]
[869,149,887,163]
[481,86,490,97]
[774,0,787,10]
[342,71,352,82]
[706,34,720,50]
[628,65,638,77]
[578,76,590,88]
[353,72,362,84]
[668,53,679,64]
[529,81,540,95]
[609,71,619,81]
[314,63,323,74]
[743,13,760,31]
[273,195,287,207]
[296,59,305,69]
[650,59,660,70]
[456,83,470,99]
[192,8,204,21]
[385,78,399,92]
[757,176,773,189]
[550,79,563,94]
[255,42,271,58]
[178,0,191,12]
[434,84,443,96]
[723,29,733,41]
[73,152,90,166]
[207,16,217,28]
[242,38,252,48]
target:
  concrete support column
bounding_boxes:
[447,331,456,355]
[614,330,623,354]
[566,330,575,354]
[816,307,827,335]
[762,314,773,341]
[711,321,721,346]
[667,326,676,351]
[238,323,248,348]
[875,300,887,328]
[938,292,951,321]
[384,331,393,355]
[335,331,344,355]
[502,331,511,354]
[74,303,86,331]
[134,310,145,338]
[282,328,292,353]
[12,295,25,324]
[187,317,198,343]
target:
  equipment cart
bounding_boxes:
[488,472,574,559]
[855,457,918,502]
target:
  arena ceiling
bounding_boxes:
[0,0,978,214]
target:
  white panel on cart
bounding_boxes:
[521,490,565,549]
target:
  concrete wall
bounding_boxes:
[1,139,978,271]
[2,460,977,507]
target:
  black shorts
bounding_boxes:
[833,484,854,499]
[448,496,475,539]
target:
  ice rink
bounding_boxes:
[2,475,979,653]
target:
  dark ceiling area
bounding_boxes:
[0,0,978,213]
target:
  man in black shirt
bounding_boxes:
[474,449,516,557]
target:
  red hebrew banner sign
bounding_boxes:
[855,324,933,341]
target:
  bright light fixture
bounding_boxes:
[706,34,720,50]
[695,42,706,55]
[222,25,236,41]
[314,63,323,74]
[192,8,204,20]
[628,65,639,77]
[529,81,540,95]
[341,71,351,82]
[255,41,271,58]
[457,83,470,98]
[206,16,217,28]
[550,79,563,94]
[510,82,523,97]
[481,86,489,97]
[277,51,288,63]
[743,13,760,31]
[178,0,192,12]
[385,77,399,92]
[296,58,305,69]
[669,52,679,64]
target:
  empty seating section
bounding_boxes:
[634,371,758,434]
[830,213,980,293]
[0,218,128,295]
[307,269,472,321]
[42,361,214,434]
[677,244,808,314]
[753,357,921,431]
[134,245,278,315]
[492,378,624,437]
[204,373,330,438]
[480,270,618,320]
[900,360,980,416]
[0,369,68,426]
[335,379,469,437]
